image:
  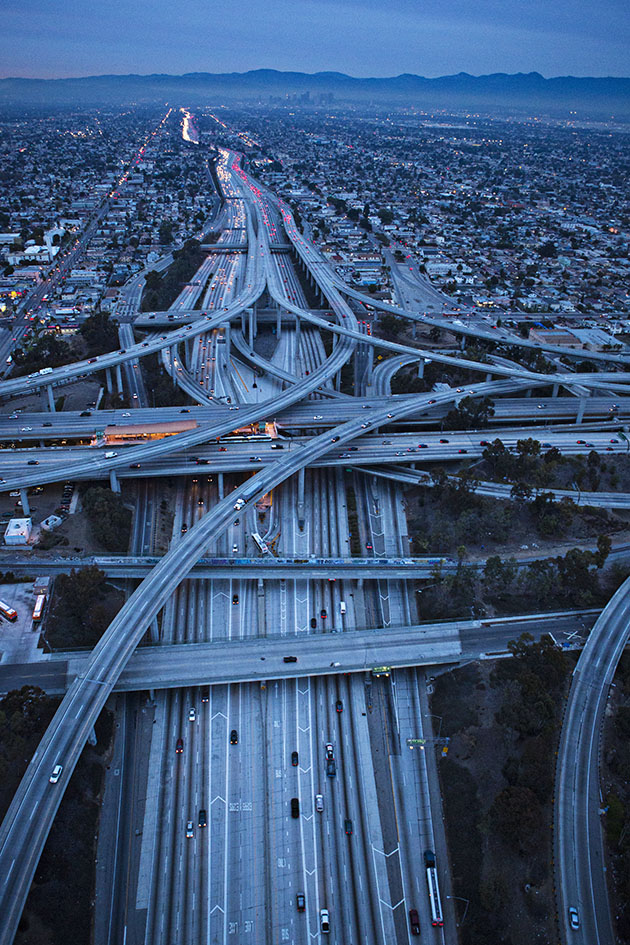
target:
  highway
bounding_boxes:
[0,133,627,945]
[555,579,630,945]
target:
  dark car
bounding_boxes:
[320,608,327,619]
[232,594,239,605]
[201,686,209,703]
[283,656,298,663]
[180,408,190,413]
[409,908,421,935]
[458,448,468,454]
[198,809,207,828]
[331,435,340,442]
[129,463,141,469]
[230,729,238,744]
[27,460,39,465]
[291,751,299,766]
[366,541,373,550]
[335,700,343,713]
[80,410,91,417]
[296,892,306,912]
[43,422,52,427]
[176,738,183,754]
[291,797,300,818]
[344,819,353,835]
[310,617,317,629]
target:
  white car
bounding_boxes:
[568,907,580,930]
[49,764,63,784]
[188,708,196,722]
[320,908,330,933]
[313,415,323,420]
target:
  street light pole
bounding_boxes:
[447,895,470,925]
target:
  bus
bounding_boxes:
[32,594,46,622]
[425,858,444,927]
[252,532,270,555]
[0,600,18,622]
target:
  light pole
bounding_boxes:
[428,714,442,738]
[447,895,470,926]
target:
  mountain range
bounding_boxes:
[1,69,628,118]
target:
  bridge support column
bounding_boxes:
[485,372,492,383]
[115,363,123,395]
[460,337,466,351]
[87,727,97,747]
[170,347,177,383]
[334,370,341,392]
[576,397,586,424]
[297,467,305,530]
[150,617,160,644]
[109,469,120,493]
[46,384,55,412]
[225,321,231,359]
[257,578,266,636]
[276,307,282,338]
[218,472,224,500]
[105,367,114,394]
[525,388,532,397]
[418,360,425,379]
[19,488,30,516]
[552,383,559,397]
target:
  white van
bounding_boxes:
[104,451,117,458]
[340,601,346,615]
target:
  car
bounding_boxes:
[315,794,324,812]
[198,809,207,827]
[310,617,317,629]
[331,435,340,442]
[230,729,238,744]
[87,358,97,364]
[176,738,183,753]
[283,655,298,663]
[198,498,204,506]
[409,908,421,935]
[249,456,262,462]
[330,661,340,667]
[577,439,586,445]
[439,438,449,443]
[480,440,490,446]
[344,819,353,835]
[313,414,323,420]
[232,594,239,605]
[122,411,131,417]
[181,523,188,534]
[180,408,190,413]
[49,764,63,784]
[27,460,39,465]
[542,442,552,448]
[611,438,619,444]
[291,797,300,818]
[387,413,393,418]
[366,541,373,550]
[568,907,580,930]
[361,422,368,428]
[320,908,330,933]
[291,751,299,766]
[296,892,306,912]
[458,448,468,454]
[320,608,327,619]
[336,700,343,713]
[188,708,196,722]
[129,463,141,469]
[201,686,209,702]
[20,426,32,432]
[271,443,284,449]
[186,821,194,838]
[325,743,334,760]
[219,446,227,452]
[43,422,52,427]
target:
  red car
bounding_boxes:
[409,908,421,935]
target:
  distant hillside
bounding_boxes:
[1,69,629,119]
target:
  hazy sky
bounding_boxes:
[2,0,629,79]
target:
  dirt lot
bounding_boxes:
[6,377,102,414]
[430,649,571,945]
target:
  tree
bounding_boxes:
[444,396,495,431]
[490,785,542,854]
[79,311,119,356]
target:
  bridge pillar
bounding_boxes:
[460,337,466,351]
[218,472,224,499]
[225,321,231,358]
[170,347,177,384]
[418,359,425,379]
[297,467,305,530]
[485,372,492,383]
[276,307,282,339]
[149,617,160,644]
[88,726,97,747]
[19,488,30,516]
[577,397,586,424]
[115,363,123,395]
[109,469,120,493]
[552,383,559,397]
[257,578,266,636]
[105,367,114,393]
[46,384,55,412]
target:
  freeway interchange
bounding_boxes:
[0,145,628,945]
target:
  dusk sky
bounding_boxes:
[2,0,629,80]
